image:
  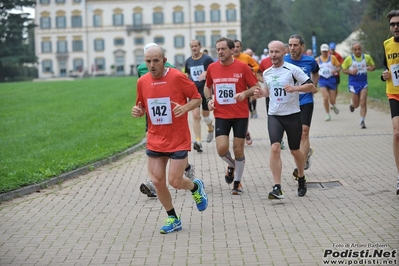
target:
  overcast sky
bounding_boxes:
[11,7,35,18]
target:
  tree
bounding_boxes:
[0,0,36,65]
[357,0,395,68]
[240,0,369,58]
[241,0,293,56]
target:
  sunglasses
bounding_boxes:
[390,22,399,27]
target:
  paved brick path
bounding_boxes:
[1,92,398,266]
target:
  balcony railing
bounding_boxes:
[126,24,151,35]
[56,52,69,59]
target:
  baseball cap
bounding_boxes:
[320,43,329,52]
[263,48,268,53]
[329,42,336,50]
[144,43,158,53]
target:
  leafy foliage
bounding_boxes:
[0,0,36,65]
[357,0,397,67]
[241,0,369,59]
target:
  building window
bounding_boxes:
[226,9,236,21]
[227,33,237,40]
[72,40,83,51]
[71,16,82,27]
[174,55,185,69]
[40,0,50,4]
[153,12,164,25]
[113,14,124,26]
[195,10,205,23]
[173,11,184,24]
[41,41,52,53]
[73,0,81,3]
[134,37,144,45]
[57,41,67,53]
[94,39,104,51]
[55,0,65,3]
[115,56,124,74]
[40,17,51,29]
[114,38,124,46]
[93,14,101,27]
[42,60,53,72]
[73,59,84,72]
[174,36,184,48]
[95,58,105,71]
[196,36,206,47]
[56,16,66,28]
[210,10,220,22]
[154,36,164,44]
[211,34,221,46]
[133,13,142,26]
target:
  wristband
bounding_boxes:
[206,97,212,104]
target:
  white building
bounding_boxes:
[34,0,241,78]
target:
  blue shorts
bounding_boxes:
[319,77,337,90]
[349,83,368,94]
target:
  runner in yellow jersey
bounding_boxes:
[382,10,399,195]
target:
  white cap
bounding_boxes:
[263,48,268,53]
[144,43,158,53]
[320,43,329,52]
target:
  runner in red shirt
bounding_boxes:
[132,45,208,234]
[329,42,344,96]
[204,37,260,195]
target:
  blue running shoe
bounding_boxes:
[160,216,182,234]
[192,179,208,212]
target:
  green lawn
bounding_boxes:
[0,76,146,194]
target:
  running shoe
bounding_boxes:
[281,140,286,150]
[360,121,366,129]
[160,216,182,234]
[185,164,195,180]
[397,176,399,195]
[192,179,208,212]
[325,114,331,121]
[231,181,243,195]
[297,176,307,197]
[193,141,203,152]
[140,181,157,197]
[304,147,314,170]
[268,185,285,199]
[349,105,355,112]
[292,168,299,181]
[253,110,258,118]
[245,132,253,145]
[206,125,214,143]
[250,111,254,118]
[332,105,339,114]
[225,166,235,184]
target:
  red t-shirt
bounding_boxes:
[206,60,259,119]
[259,57,272,73]
[330,51,343,76]
[136,68,200,152]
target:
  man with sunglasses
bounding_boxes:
[285,34,319,178]
[382,10,399,195]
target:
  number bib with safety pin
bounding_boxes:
[319,65,332,78]
[216,83,237,105]
[390,63,399,87]
[147,97,172,125]
[190,65,205,82]
[270,84,289,104]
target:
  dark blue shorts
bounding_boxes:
[146,149,188,159]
